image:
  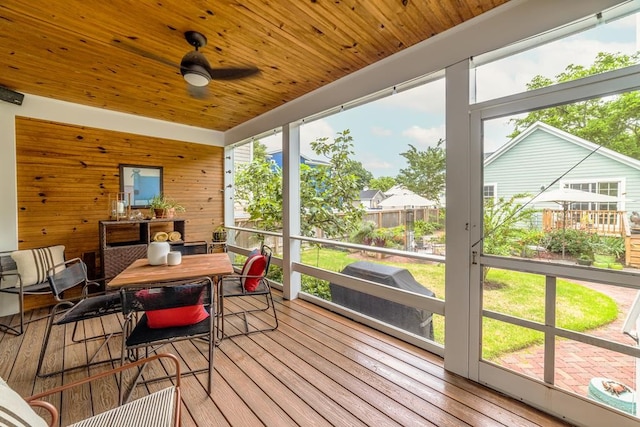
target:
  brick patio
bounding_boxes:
[495,281,638,397]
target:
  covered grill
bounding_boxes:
[330,261,434,339]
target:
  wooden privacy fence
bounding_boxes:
[231,208,442,249]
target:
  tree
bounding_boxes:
[235,130,364,239]
[509,52,640,159]
[305,130,365,238]
[252,139,269,161]
[368,176,396,193]
[344,160,373,191]
[396,139,445,202]
[234,142,283,233]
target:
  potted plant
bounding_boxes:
[589,236,625,268]
[213,224,227,242]
[148,194,185,219]
[576,254,592,266]
[164,197,185,218]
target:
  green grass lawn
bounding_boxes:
[298,247,618,360]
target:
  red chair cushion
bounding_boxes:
[136,286,209,329]
[241,254,267,292]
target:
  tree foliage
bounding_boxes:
[396,139,446,202]
[344,160,373,191]
[483,194,536,256]
[368,176,396,193]
[234,131,364,239]
[305,130,365,238]
[509,52,640,159]
[234,142,283,233]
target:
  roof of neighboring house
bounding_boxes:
[484,121,640,172]
[360,189,383,200]
[384,185,408,196]
[266,149,330,167]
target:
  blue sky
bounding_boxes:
[262,10,639,179]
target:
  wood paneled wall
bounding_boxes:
[15,116,224,275]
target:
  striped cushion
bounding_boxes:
[11,245,65,287]
[0,377,48,427]
[69,386,177,427]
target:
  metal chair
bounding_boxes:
[37,258,121,377]
[119,277,216,398]
[217,245,278,340]
[0,246,65,336]
[25,353,181,427]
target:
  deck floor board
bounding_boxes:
[0,290,570,426]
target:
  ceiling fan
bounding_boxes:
[180,30,259,87]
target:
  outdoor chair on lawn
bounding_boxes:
[1,353,182,427]
[119,277,216,399]
[217,244,278,340]
[37,258,121,377]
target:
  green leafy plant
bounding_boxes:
[148,194,169,210]
[414,220,442,238]
[546,229,592,257]
[301,276,332,300]
[148,194,184,218]
[589,235,625,259]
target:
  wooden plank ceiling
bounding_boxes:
[0,0,508,131]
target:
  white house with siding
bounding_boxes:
[484,122,640,222]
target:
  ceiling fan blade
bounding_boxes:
[208,67,260,80]
[111,39,179,69]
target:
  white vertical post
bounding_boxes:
[445,59,473,377]
[223,146,235,251]
[0,103,18,252]
[283,123,301,300]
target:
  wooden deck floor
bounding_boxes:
[0,290,570,426]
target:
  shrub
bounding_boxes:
[589,235,625,260]
[546,229,592,257]
[267,264,283,283]
[301,276,331,300]
[414,220,442,237]
[350,221,376,245]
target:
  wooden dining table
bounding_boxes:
[107,253,233,288]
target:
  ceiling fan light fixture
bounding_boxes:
[182,65,211,87]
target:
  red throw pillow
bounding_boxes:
[241,254,267,292]
[145,305,209,329]
[136,285,209,329]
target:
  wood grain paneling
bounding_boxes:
[0,0,508,131]
[15,117,224,279]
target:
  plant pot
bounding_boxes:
[576,258,592,266]
[154,208,165,219]
[212,231,227,242]
[609,263,624,270]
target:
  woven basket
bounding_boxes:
[104,244,148,279]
